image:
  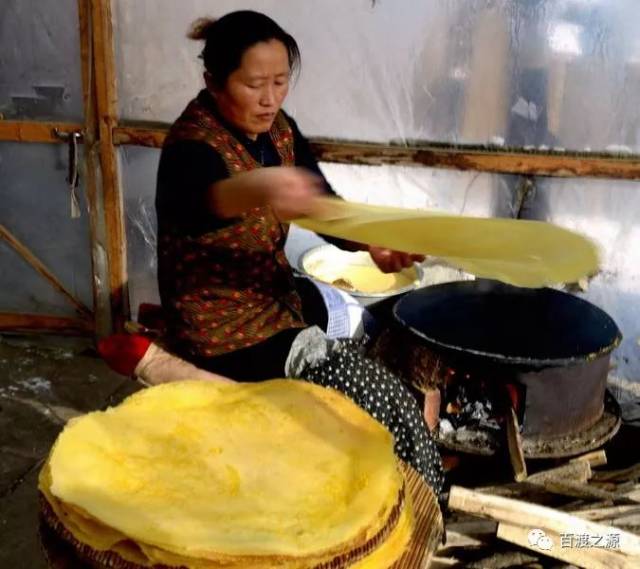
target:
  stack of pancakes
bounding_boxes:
[39,380,441,568]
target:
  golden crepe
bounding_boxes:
[296,199,599,288]
[39,380,441,568]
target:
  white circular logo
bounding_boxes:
[528,529,554,550]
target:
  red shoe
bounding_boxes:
[97,334,152,376]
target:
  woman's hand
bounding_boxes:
[369,246,424,273]
[210,167,324,221]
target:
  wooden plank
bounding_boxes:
[112,125,640,181]
[0,223,92,318]
[0,121,83,144]
[449,486,640,569]
[506,407,527,482]
[0,313,93,335]
[91,0,128,331]
[77,0,112,337]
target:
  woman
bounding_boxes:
[156,10,443,493]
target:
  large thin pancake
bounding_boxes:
[296,199,599,287]
[40,462,443,568]
[46,380,404,565]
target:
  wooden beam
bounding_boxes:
[0,121,83,144]
[0,223,92,318]
[112,124,640,181]
[78,0,112,337]
[113,124,167,148]
[311,140,640,180]
[0,313,93,335]
[91,0,128,330]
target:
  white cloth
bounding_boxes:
[307,279,367,339]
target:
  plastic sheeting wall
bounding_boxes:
[114,0,640,151]
[0,0,90,318]
[0,143,93,316]
[0,0,84,120]
[115,0,640,380]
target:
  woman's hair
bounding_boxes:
[188,11,301,88]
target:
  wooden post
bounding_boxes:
[89,0,128,331]
[77,0,112,337]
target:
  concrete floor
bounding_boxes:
[0,334,142,568]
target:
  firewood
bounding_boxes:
[570,450,607,468]
[562,499,613,512]
[618,484,640,503]
[464,550,540,568]
[531,479,620,502]
[505,406,527,482]
[449,486,640,569]
[527,461,592,484]
[609,513,640,529]
[442,519,498,550]
[569,505,640,522]
[591,463,640,483]
[429,556,460,568]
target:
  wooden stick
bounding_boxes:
[505,407,527,482]
[527,461,592,485]
[592,464,640,483]
[91,0,128,331]
[532,479,622,502]
[449,486,640,568]
[571,450,608,469]
[112,125,640,180]
[0,224,92,318]
[0,121,83,143]
[77,0,112,337]
[570,506,640,522]
[0,313,93,335]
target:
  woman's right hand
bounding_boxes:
[210,167,325,221]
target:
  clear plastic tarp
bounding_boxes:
[115,0,640,380]
[0,143,93,315]
[0,0,84,121]
[114,0,640,152]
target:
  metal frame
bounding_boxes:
[1,0,639,336]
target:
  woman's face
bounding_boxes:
[211,39,291,139]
